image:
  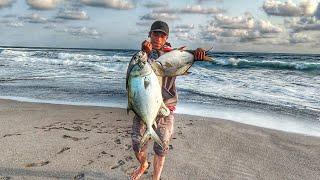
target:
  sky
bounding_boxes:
[0,0,320,53]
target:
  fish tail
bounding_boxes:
[140,128,163,149]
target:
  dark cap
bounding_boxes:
[150,21,169,35]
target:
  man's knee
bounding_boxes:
[153,141,169,156]
[132,139,148,153]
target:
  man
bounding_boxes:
[130,20,206,180]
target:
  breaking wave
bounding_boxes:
[212,58,320,71]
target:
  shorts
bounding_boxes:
[131,112,174,156]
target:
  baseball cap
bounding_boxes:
[150,21,169,35]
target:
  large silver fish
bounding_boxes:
[126,51,170,149]
[151,49,214,77]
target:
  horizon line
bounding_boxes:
[0,45,319,55]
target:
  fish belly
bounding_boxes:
[128,73,162,126]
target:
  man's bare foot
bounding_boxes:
[130,161,149,180]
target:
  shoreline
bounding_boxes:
[1,96,319,138]
[0,99,319,179]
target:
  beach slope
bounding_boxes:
[0,99,319,179]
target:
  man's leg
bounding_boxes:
[131,150,149,180]
[153,112,174,180]
[130,115,150,180]
[153,154,166,180]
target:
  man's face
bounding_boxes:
[150,31,168,50]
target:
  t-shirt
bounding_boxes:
[148,47,177,107]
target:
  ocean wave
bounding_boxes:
[213,58,320,71]
[0,49,130,63]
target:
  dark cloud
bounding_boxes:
[316,3,320,19]
[143,1,167,9]
[80,0,135,10]
[286,17,320,32]
[289,33,313,44]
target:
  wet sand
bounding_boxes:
[0,99,319,180]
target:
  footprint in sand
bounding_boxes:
[114,138,121,144]
[110,160,125,169]
[62,135,88,141]
[25,161,50,167]
[73,173,85,180]
[57,147,71,154]
[3,133,21,138]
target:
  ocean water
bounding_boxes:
[0,47,319,136]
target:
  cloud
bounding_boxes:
[286,16,320,32]
[136,21,152,26]
[174,32,196,41]
[214,14,254,29]
[171,24,195,33]
[198,0,223,3]
[0,19,24,27]
[263,0,318,17]
[56,10,89,20]
[26,0,61,10]
[174,24,194,29]
[153,8,177,14]
[0,0,15,8]
[141,12,179,21]
[254,19,282,33]
[316,3,320,19]
[80,0,135,10]
[180,5,225,14]
[56,26,101,39]
[153,5,224,15]
[19,13,48,23]
[200,13,283,42]
[7,21,24,27]
[43,24,57,29]
[2,14,17,18]
[289,33,313,44]
[143,1,167,9]
[253,38,289,45]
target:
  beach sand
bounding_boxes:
[0,99,319,180]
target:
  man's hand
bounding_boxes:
[194,48,206,61]
[141,40,152,55]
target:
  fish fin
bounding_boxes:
[178,46,187,51]
[141,128,163,149]
[153,121,158,129]
[150,61,165,77]
[182,71,191,75]
[144,77,150,89]
[159,102,170,117]
[127,102,132,115]
[203,56,214,62]
[205,46,214,53]
[164,62,173,68]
